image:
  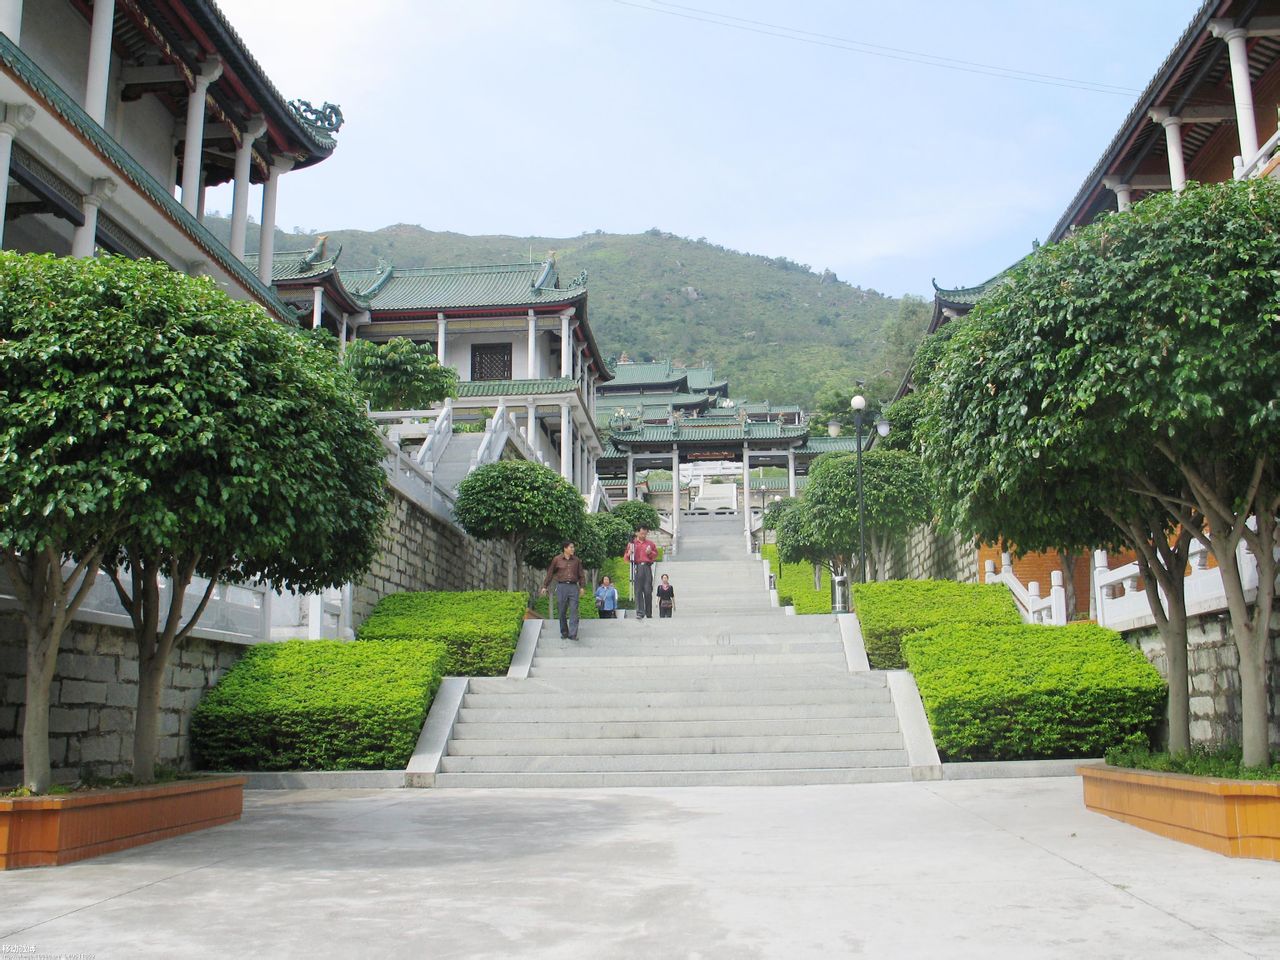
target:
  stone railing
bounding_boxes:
[1234,116,1280,180]
[1093,535,1267,634]
[984,552,1068,625]
[470,399,547,471]
[585,477,608,514]
[0,565,271,645]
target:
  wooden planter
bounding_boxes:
[0,775,245,869]
[1079,763,1280,860]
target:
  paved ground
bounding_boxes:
[1,777,1278,959]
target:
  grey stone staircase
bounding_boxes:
[430,433,484,493]
[428,516,923,788]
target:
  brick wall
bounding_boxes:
[0,619,245,786]
[1125,608,1280,749]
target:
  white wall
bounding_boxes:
[20,2,90,105]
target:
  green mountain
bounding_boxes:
[207,218,929,408]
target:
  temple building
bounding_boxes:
[0,0,342,317]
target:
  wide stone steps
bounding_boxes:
[438,749,909,774]
[449,731,901,755]
[450,716,893,740]
[466,675,882,695]
[558,614,836,635]
[431,767,913,788]
[527,663,852,679]
[461,687,881,708]
[455,700,892,723]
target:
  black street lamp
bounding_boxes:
[850,394,892,584]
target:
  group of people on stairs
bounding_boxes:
[538,524,676,641]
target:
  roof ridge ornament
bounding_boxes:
[288,99,344,133]
[566,269,588,289]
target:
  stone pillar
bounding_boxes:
[84,0,115,126]
[526,402,537,445]
[527,309,537,378]
[671,443,680,548]
[1149,107,1186,191]
[339,313,349,357]
[787,448,797,497]
[1102,175,1132,212]
[0,103,34,246]
[742,444,751,538]
[71,178,115,257]
[181,59,223,213]
[560,314,571,378]
[436,313,447,369]
[1210,21,1260,164]
[230,117,266,258]
[195,168,208,221]
[560,403,572,481]
[311,286,323,330]
[257,157,292,283]
[0,0,22,41]
[627,452,636,500]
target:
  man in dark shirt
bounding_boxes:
[540,540,585,640]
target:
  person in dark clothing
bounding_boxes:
[657,574,675,618]
[626,526,659,619]
[540,540,585,640]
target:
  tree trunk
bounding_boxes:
[1058,551,1078,618]
[1210,525,1269,767]
[132,651,164,783]
[22,618,59,794]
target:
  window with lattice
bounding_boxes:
[471,343,512,381]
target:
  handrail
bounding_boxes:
[415,398,453,466]
[1234,118,1280,180]
[984,552,1067,625]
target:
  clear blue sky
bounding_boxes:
[209,0,1203,297]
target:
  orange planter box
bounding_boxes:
[1079,763,1280,860]
[0,775,245,869]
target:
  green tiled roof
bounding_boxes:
[0,35,296,321]
[610,421,808,445]
[932,261,1022,307]
[340,260,585,311]
[607,361,682,385]
[456,378,577,398]
[795,436,865,454]
[596,392,709,414]
[245,240,339,283]
[735,400,802,415]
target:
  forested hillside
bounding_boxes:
[207,218,930,407]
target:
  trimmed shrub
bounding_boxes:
[357,591,526,676]
[903,623,1166,761]
[192,640,446,771]
[761,544,830,614]
[533,591,600,620]
[853,580,1020,668]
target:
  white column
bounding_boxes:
[1149,108,1187,192]
[0,0,22,41]
[527,310,537,378]
[787,448,797,497]
[559,403,572,480]
[83,0,115,126]
[195,169,208,221]
[526,402,537,445]
[229,117,266,258]
[436,313,447,368]
[671,444,680,548]
[339,313,349,357]
[257,157,292,283]
[180,60,223,213]
[1210,21,1260,163]
[71,178,115,257]
[742,445,751,537]
[311,286,323,330]
[626,453,636,500]
[1102,175,1132,212]
[560,314,571,378]
[0,104,34,246]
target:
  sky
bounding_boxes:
[206,0,1204,298]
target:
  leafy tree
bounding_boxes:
[454,460,585,591]
[762,496,797,532]
[878,391,926,453]
[611,499,661,533]
[590,511,634,559]
[1,254,155,792]
[1,254,390,786]
[342,336,457,411]
[922,180,1280,765]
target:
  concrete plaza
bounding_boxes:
[1,777,1277,959]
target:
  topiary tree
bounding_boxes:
[590,511,634,560]
[342,336,457,411]
[1,254,390,787]
[922,179,1280,765]
[454,460,585,591]
[762,496,796,532]
[611,499,661,533]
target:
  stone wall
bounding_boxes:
[0,618,245,786]
[884,523,979,584]
[351,488,537,628]
[1125,608,1280,749]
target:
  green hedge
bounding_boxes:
[356,591,526,676]
[600,557,633,602]
[533,591,599,620]
[903,624,1166,761]
[852,580,1020,668]
[192,640,446,771]
[761,544,831,614]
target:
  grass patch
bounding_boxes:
[1104,739,1280,781]
[761,543,831,614]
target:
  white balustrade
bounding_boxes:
[984,551,1068,625]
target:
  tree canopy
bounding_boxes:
[342,336,457,411]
